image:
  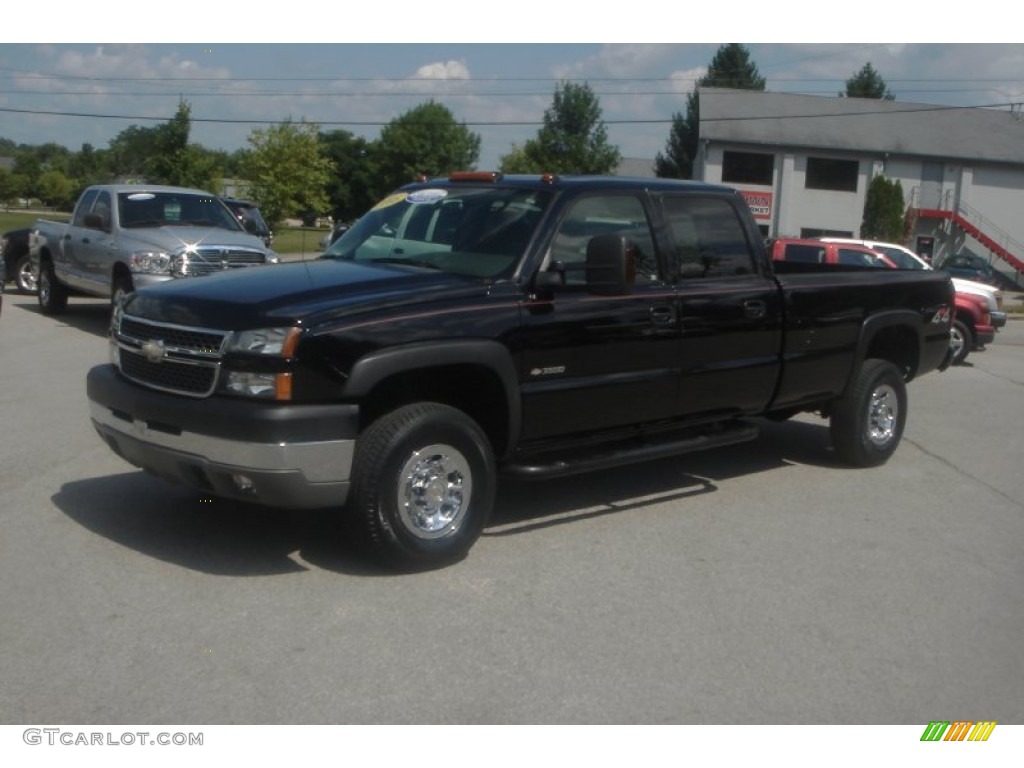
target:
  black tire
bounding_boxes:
[949,319,972,366]
[830,358,907,467]
[111,273,134,309]
[37,259,68,315]
[349,402,495,570]
[13,254,38,294]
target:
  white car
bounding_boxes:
[818,238,1006,327]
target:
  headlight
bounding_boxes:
[266,250,280,264]
[129,252,171,274]
[224,371,291,399]
[225,327,301,356]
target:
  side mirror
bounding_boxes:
[83,212,109,232]
[586,234,635,295]
[534,260,566,291]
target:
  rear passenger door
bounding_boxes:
[656,193,783,420]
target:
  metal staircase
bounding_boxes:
[911,188,1024,288]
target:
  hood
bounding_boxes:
[951,276,997,300]
[124,258,487,330]
[120,225,268,252]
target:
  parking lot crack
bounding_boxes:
[905,437,1024,511]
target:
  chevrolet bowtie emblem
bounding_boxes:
[140,339,167,363]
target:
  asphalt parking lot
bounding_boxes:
[0,288,1022,726]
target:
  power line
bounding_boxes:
[2,100,1018,129]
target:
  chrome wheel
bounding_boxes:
[15,257,38,294]
[949,320,970,365]
[38,269,51,305]
[867,383,898,447]
[397,444,472,540]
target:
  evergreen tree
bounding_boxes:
[862,175,905,241]
[657,44,766,179]
[842,63,895,100]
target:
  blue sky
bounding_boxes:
[1,6,1019,170]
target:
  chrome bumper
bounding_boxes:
[87,364,358,509]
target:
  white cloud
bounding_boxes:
[413,60,471,80]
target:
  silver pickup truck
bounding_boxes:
[32,184,278,314]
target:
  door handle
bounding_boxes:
[650,306,675,325]
[744,300,767,320]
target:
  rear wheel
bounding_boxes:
[349,403,495,570]
[830,359,907,467]
[37,259,68,315]
[949,319,972,365]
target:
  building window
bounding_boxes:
[801,227,853,238]
[806,157,859,192]
[722,151,774,185]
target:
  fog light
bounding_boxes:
[232,474,256,493]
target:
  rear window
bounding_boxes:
[782,244,824,264]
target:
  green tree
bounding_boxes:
[861,175,905,241]
[656,44,766,179]
[37,169,76,209]
[842,63,895,100]
[106,124,157,181]
[145,101,222,190]
[375,101,480,196]
[241,119,334,228]
[500,82,620,175]
[497,144,537,174]
[66,143,107,189]
[319,129,376,222]
[0,167,22,209]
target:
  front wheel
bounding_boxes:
[949,319,972,365]
[349,403,495,570]
[830,359,907,467]
[37,259,68,315]
[111,273,134,309]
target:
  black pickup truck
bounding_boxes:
[86,173,954,569]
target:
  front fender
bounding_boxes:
[344,339,522,453]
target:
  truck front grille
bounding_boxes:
[119,349,219,395]
[113,315,228,398]
[178,247,268,277]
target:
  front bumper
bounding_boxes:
[87,364,359,508]
[974,324,996,348]
[990,310,1007,329]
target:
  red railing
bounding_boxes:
[913,188,1024,273]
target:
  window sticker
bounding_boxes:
[407,189,449,205]
[371,192,409,211]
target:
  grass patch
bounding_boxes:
[271,226,331,255]
[0,210,69,233]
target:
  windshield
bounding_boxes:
[322,186,552,279]
[118,192,243,231]
[873,245,925,269]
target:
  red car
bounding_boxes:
[949,290,996,365]
[768,237,897,268]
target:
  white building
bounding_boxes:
[694,87,1024,287]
